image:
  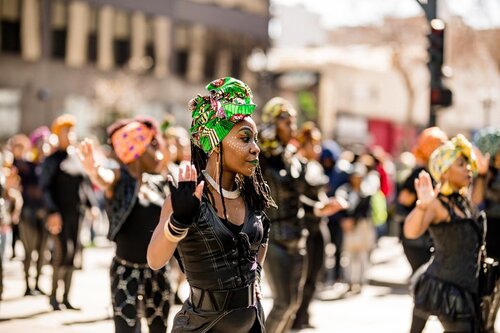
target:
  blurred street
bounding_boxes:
[2,236,496,333]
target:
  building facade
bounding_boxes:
[0,0,269,137]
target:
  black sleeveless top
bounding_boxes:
[426,194,484,293]
[175,199,269,290]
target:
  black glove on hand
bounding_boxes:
[168,180,201,229]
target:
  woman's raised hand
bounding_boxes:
[414,171,439,209]
[77,138,97,176]
[474,147,490,176]
[167,163,205,229]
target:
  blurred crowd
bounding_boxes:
[0,83,499,333]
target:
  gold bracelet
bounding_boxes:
[169,222,188,234]
[163,219,188,242]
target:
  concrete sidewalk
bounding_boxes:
[0,237,497,332]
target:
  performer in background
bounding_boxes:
[79,117,172,333]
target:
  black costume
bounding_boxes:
[107,167,171,333]
[260,148,308,333]
[293,160,329,329]
[480,166,500,331]
[170,195,269,333]
[411,194,483,333]
[40,149,87,308]
[14,158,47,294]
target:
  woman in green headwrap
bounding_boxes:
[404,134,486,333]
[148,77,275,332]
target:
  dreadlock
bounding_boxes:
[190,141,276,213]
[219,145,228,220]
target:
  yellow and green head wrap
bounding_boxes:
[428,134,478,182]
[189,77,256,154]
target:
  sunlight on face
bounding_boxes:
[221,118,260,177]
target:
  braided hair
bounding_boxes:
[191,142,276,220]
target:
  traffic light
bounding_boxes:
[427,18,453,108]
[430,85,453,107]
[428,19,445,69]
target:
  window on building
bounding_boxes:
[0,0,21,53]
[87,8,97,63]
[113,10,130,67]
[203,32,216,80]
[51,0,67,59]
[144,19,155,73]
[173,25,189,77]
[0,89,21,138]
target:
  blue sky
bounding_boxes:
[271,0,500,29]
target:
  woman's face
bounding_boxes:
[57,126,76,149]
[276,113,296,145]
[443,155,473,189]
[221,118,260,177]
[138,138,163,174]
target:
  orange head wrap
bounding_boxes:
[412,127,448,164]
[110,121,155,164]
[51,114,76,136]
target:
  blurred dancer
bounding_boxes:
[79,117,172,333]
[292,122,331,330]
[405,135,484,333]
[40,115,88,310]
[8,134,31,258]
[17,127,50,296]
[472,127,500,332]
[396,127,448,273]
[259,98,341,333]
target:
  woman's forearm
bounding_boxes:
[404,205,431,239]
[147,217,178,270]
[147,197,179,270]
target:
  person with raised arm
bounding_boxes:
[147,77,274,332]
[405,134,487,333]
[79,116,172,333]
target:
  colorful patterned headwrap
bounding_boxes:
[110,121,155,164]
[259,97,297,157]
[189,77,256,154]
[473,126,500,157]
[51,114,76,136]
[429,134,478,182]
[412,127,448,164]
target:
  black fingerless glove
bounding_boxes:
[168,180,201,229]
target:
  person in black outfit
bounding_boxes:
[320,140,348,285]
[7,134,31,259]
[397,127,448,274]
[405,135,484,333]
[292,122,332,330]
[148,77,275,332]
[471,135,500,332]
[16,127,50,296]
[41,115,89,311]
[258,98,343,333]
[79,117,172,333]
